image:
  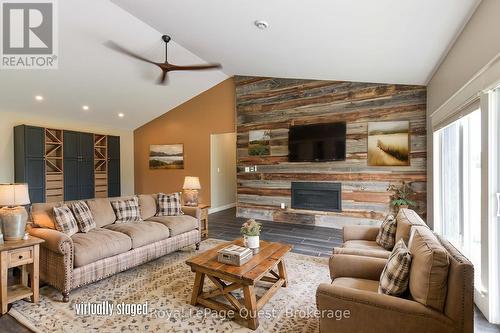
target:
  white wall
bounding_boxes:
[210,132,236,211]
[427,0,500,227]
[0,111,134,196]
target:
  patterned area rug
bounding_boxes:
[10,239,330,333]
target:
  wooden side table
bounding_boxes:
[0,236,44,314]
[198,204,209,239]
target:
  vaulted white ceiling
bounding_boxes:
[0,0,480,130]
[0,0,228,129]
[114,0,480,85]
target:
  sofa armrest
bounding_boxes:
[316,283,453,332]
[182,206,201,219]
[182,206,201,229]
[343,225,379,242]
[28,227,73,255]
[329,254,387,281]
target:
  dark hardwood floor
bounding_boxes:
[208,207,342,257]
[0,207,498,332]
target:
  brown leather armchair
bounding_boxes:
[317,227,474,333]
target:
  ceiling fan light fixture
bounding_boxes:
[254,20,269,30]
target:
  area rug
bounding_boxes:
[9,239,330,333]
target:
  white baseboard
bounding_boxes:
[208,202,236,214]
[474,288,491,322]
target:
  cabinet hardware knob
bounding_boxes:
[18,255,23,259]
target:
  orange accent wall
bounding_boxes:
[134,78,235,205]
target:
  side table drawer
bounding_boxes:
[200,209,208,220]
[9,247,33,267]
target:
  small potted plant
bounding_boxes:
[387,181,416,211]
[241,219,262,249]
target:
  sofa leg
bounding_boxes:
[195,242,200,250]
[62,292,70,303]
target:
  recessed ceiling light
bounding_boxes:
[35,95,43,101]
[82,105,89,111]
[118,113,124,118]
[254,20,269,30]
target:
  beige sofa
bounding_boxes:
[317,212,474,333]
[28,194,201,302]
[333,208,428,259]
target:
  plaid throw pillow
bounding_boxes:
[111,197,142,223]
[53,204,78,236]
[70,201,96,233]
[379,239,412,296]
[376,214,397,250]
[156,192,183,216]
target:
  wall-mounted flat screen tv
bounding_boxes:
[288,122,346,162]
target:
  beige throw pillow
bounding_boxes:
[408,226,450,311]
[379,239,412,296]
[53,204,78,236]
[376,214,397,250]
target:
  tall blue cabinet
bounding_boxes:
[14,125,121,203]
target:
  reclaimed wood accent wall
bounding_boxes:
[235,76,427,228]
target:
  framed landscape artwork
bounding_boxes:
[367,121,410,166]
[149,144,184,169]
[248,129,271,156]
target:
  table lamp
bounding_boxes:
[183,176,201,206]
[0,183,30,241]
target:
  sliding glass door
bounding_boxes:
[435,109,482,284]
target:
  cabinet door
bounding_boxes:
[107,136,121,197]
[63,131,79,200]
[26,158,45,203]
[63,159,80,201]
[63,131,79,159]
[79,132,94,159]
[25,126,44,158]
[14,125,45,203]
[79,132,95,199]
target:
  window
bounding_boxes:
[435,109,482,285]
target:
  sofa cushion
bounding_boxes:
[72,228,132,267]
[104,221,170,248]
[138,194,157,220]
[32,202,60,229]
[333,246,391,259]
[146,215,198,236]
[332,277,379,293]
[343,240,385,251]
[408,226,449,312]
[395,208,428,244]
[86,198,116,227]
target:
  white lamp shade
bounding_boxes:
[0,183,31,206]
[183,176,201,190]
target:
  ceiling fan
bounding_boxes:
[106,35,222,85]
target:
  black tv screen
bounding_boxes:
[288,122,346,162]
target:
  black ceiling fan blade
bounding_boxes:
[105,41,160,66]
[168,63,222,71]
[157,70,168,85]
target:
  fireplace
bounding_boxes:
[291,182,342,212]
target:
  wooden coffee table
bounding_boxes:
[186,239,292,330]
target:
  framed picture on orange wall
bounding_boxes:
[149,144,184,169]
